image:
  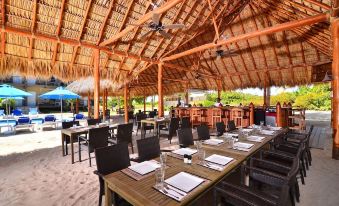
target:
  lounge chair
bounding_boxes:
[12,109,23,117]
[15,117,34,132]
[42,115,57,129]
[0,119,17,134]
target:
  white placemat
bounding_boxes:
[128,161,160,175]
[205,154,233,166]
[165,172,204,193]
[172,148,197,156]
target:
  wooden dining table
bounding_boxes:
[103,128,287,206]
[140,118,171,139]
[61,123,119,164]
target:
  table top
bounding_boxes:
[103,128,287,206]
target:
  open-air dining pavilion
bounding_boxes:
[0,0,339,206]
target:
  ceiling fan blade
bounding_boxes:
[152,12,160,25]
[140,30,153,42]
[163,24,185,29]
[159,30,171,39]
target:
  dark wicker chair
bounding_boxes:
[87,118,101,126]
[159,117,179,144]
[197,124,210,140]
[94,143,130,206]
[112,123,134,153]
[227,120,237,131]
[135,113,153,136]
[134,136,161,162]
[177,128,194,147]
[78,126,109,166]
[181,117,191,129]
[62,121,80,155]
[215,122,226,136]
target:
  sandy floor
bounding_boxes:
[0,113,339,206]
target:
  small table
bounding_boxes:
[140,118,170,139]
[61,123,120,164]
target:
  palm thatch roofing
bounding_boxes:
[0,0,335,96]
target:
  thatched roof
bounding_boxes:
[0,0,334,96]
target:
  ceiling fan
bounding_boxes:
[130,0,185,41]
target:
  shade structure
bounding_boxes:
[39,87,80,121]
[0,84,32,115]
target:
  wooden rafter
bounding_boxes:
[97,0,115,45]
[99,0,184,46]
[161,13,328,62]
[78,0,93,41]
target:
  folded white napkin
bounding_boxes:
[128,161,160,175]
[205,154,233,166]
[203,139,224,145]
[247,135,265,142]
[165,172,204,193]
[172,148,197,156]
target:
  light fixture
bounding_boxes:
[322,71,333,82]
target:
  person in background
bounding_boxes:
[214,98,223,107]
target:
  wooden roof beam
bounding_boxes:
[161,13,329,62]
[97,0,115,45]
[78,0,93,41]
[99,0,184,46]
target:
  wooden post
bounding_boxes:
[87,92,91,118]
[93,49,100,119]
[75,98,79,114]
[332,18,339,159]
[185,82,189,105]
[143,95,146,113]
[249,102,254,125]
[124,86,129,123]
[158,63,164,117]
[276,102,282,127]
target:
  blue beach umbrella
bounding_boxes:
[39,87,80,121]
[0,84,32,115]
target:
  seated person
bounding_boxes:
[214,98,223,107]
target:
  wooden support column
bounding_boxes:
[158,63,164,117]
[93,49,100,119]
[75,98,79,114]
[124,86,129,123]
[249,102,254,125]
[87,92,91,118]
[332,18,339,159]
[276,102,282,127]
[185,82,189,104]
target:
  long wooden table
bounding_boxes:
[103,128,287,206]
[61,123,119,164]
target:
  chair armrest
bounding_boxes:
[93,170,105,178]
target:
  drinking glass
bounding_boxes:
[155,167,165,190]
[160,152,167,167]
[197,150,205,164]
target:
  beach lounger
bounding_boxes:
[15,117,34,132]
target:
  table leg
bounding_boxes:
[71,134,74,164]
[105,181,112,206]
[61,133,65,156]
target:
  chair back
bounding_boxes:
[137,136,160,162]
[116,123,134,144]
[87,118,101,126]
[88,126,109,153]
[227,120,236,131]
[216,122,226,136]
[12,109,22,116]
[18,117,30,124]
[181,117,191,128]
[75,113,85,120]
[95,143,131,176]
[44,115,56,122]
[177,128,194,147]
[197,124,210,140]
